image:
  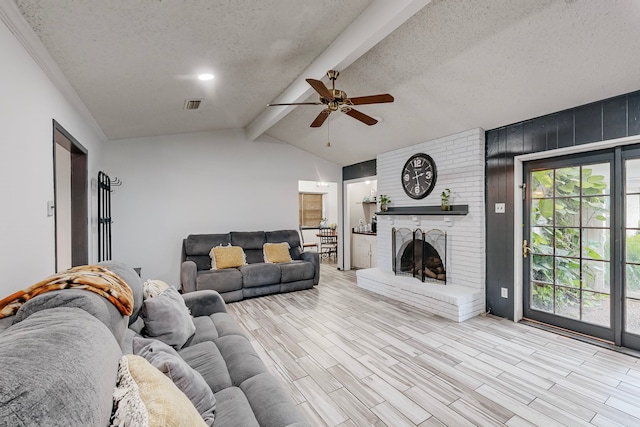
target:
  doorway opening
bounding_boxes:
[53,120,88,271]
[298,180,338,265]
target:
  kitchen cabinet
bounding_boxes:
[351,233,377,269]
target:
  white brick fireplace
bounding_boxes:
[357,128,486,322]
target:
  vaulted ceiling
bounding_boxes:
[11,0,640,166]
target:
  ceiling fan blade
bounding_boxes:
[342,108,378,126]
[306,78,333,100]
[267,102,323,106]
[310,109,331,127]
[347,94,394,105]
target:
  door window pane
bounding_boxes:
[555,167,581,197]
[582,291,610,327]
[531,170,554,198]
[582,260,610,293]
[555,197,580,227]
[531,282,554,312]
[582,163,610,196]
[582,228,610,261]
[583,196,610,227]
[531,227,554,254]
[555,228,580,258]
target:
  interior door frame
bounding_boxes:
[53,120,88,270]
[513,134,640,322]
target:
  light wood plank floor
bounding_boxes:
[226,264,640,426]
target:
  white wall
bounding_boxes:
[101,129,341,284]
[348,180,377,228]
[0,17,104,294]
[376,128,486,290]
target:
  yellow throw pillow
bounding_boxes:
[112,355,208,427]
[263,242,292,263]
[209,245,246,270]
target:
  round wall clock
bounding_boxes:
[401,153,437,199]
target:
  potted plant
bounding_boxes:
[440,188,451,211]
[379,194,391,212]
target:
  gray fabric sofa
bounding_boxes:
[181,230,320,302]
[0,261,309,427]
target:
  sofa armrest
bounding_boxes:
[300,251,320,285]
[181,260,197,293]
[182,290,227,316]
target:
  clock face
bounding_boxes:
[402,153,437,199]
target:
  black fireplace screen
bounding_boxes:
[392,227,447,284]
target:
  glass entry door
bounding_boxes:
[623,153,640,348]
[524,152,614,341]
[524,145,640,348]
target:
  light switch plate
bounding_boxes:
[495,203,505,214]
[501,287,508,298]
[47,200,55,217]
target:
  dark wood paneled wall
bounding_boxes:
[486,90,640,319]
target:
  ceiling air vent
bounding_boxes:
[184,99,203,110]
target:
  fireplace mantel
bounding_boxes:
[376,205,468,216]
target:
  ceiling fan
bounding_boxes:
[268,70,394,127]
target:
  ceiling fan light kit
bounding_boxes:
[268,70,394,128]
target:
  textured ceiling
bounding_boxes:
[13,0,640,166]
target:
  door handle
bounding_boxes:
[523,240,533,258]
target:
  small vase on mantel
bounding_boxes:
[440,188,451,211]
[379,194,391,212]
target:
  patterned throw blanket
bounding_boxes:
[0,265,134,319]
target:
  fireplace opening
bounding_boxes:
[392,227,447,284]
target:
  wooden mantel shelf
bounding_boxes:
[376,205,469,216]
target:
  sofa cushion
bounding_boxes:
[185,233,231,256]
[186,312,247,347]
[14,289,128,344]
[239,263,281,288]
[117,355,208,427]
[196,269,243,293]
[99,260,144,324]
[266,229,304,259]
[231,231,266,264]
[241,372,310,427]
[133,337,216,425]
[141,287,196,349]
[179,341,233,393]
[279,260,315,283]
[263,242,293,263]
[210,245,246,270]
[0,307,121,427]
[216,335,268,386]
[213,387,260,427]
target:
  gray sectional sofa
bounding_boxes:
[0,261,309,426]
[181,230,320,302]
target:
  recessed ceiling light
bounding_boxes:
[198,73,214,81]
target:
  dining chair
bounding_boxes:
[299,226,318,252]
[319,228,338,259]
